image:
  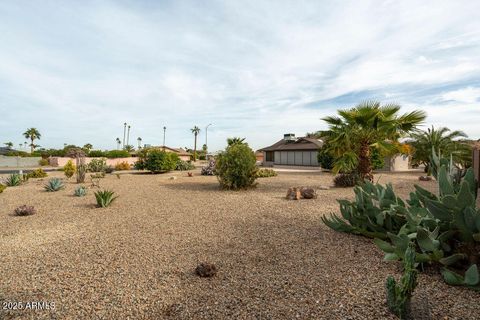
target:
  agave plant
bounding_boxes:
[44,178,65,192]
[74,186,88,197]
[4,173,22,186]
[94,190,118,208]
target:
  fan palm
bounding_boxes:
[322,101,426,181]
[4,142,13,149]
[227,137,246,146]
[23,128,41,153]
[191,126,201,161]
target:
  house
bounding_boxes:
[156,146,192,161]
[258,134,323,167]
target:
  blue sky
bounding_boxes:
[1,0,480,152]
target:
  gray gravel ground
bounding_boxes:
[0,170,479,319]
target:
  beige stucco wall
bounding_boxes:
[49,157,138,167]
[0,156,43,167]
[389,154,410,171]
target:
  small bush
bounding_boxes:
[90,172,105,179]
[38,158,49,166]
[88,158,107,172]
[74,186,88,197]
[64,160,76,178]
[201,160,216,176]
[256,168,277,178]
[88,150,106,157]
[333,173,360,187]
[94,190,118,207]
[144,150,178,173]
[371,147,386,170]
[4,174,22,186]
[318,147,334,170]
[44,178,65,192]
[105,166,115,173]
[27,169,48,178]
[114,161,131,171]
[216,143,258,190]
[0,184,6,193]
[105,150,130,158]
[176,160,195,171]
[14,205,36,216]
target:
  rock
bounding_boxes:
[286,187,301,200]
[419,176,432,181]
[300,187,317,199]
[195,262,217,278]
[169,176,177,180]
[318,185,330,190]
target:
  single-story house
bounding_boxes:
[156,146,192,161]
[258,134,323,167]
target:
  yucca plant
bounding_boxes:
[94,190,118,208]
[74,186,88,197]
[4,173,22,186]
[44,178,65,192]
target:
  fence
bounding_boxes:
[474,149,480,188]
[0,155,42,167]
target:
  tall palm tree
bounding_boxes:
[116,137,121,150]
[227,137,246,146]
[322,101,426,181]
[4,142,13,149]
[408,126,470,173]
[137,137,142,149]
[23,128,41,153]
[191,126,201,161]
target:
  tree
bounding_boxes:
[137,137,142,149]
[227,137,246,146]
[4,142,13,149]
[23,128,41,153]
[322,101,426,181]
[124,145,135,152]
[83,143,93,153]
[408,126,471,174]
[116,137,121,150]
[191,126,201,161]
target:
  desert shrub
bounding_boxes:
[201,159,216,176]
[144,150,178,173]
[105,166,114,173]
[90,172,105,179]
[88,158,107,172]
[94,190,118,207]
[105,150,130,158]
[74,186,87,197]
[256,168,277,178]
[38,158,49,166]
[26,169,48,179]
[44,178,65,192]
[114,161,131,171]
[371,147,386,170]
[333,173,360,187]
[0,184,6,193]
[14,205,36,216]
[318,147,334,170]
[216,143,258,190]
[88,150,106,157]
[4,174,22,186]
[63,160,76,178]
[175,160,195,171]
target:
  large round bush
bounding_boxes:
[144,149,179,173]
[216,143,258,189]
[317,147,334,170]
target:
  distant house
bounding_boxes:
[258,133,323,167]
[155,146,192,161]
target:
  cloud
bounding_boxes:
[0,0,480,152]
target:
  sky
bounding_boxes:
[1,0,480,152]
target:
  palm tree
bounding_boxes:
[137,137,142,149]
[322,101,426,181]
[227,137,246,146]
[116,137,121,150]
[125,145,134,152]
[23,128,41,153]
[191,126,201,161]
[4,142,13,149]
[83,143,93,152]
[408,126,470,173]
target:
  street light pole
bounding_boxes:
[163,126,166,149]
[123,122,127,149]
[205,123,212,154]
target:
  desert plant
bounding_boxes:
[175,160,195,171]
[441,264,479,291]
[333,173,360,187]
[386,243,418,319]
[201,159,216,176]
[94,190,118,207]
[23,127,41,153]
[44,178,65,192]
[4,174,22,186]
[0,184,6,193]
[144,150,178,173]
[14,205,36,216]
[38,158,49,166]
[105,150,130,158]
[26,168,48,179]
[63,160,76,178]
[77,164,86,183]
[317,146,334,170]
[90,172,105,179]
[216,142,258,190]
[114,161,131,171]
[88,158,107,173]
[74,186,88,197]
[256,168,277,178]
[88,150,106,157]
[105,166,114,173]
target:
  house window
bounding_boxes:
[266,151,274,162]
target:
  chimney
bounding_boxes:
[284,133,296,142]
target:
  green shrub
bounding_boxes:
[27,168,48,178]
[94,190,118,207]
[175,160,195,171]
[318,147,334,170]
[88,150,106,157]
[105,150,130,158]
[105,166,114,173]
[256,168,277,178]
[44,178,65,192]
[371,147,386,170]
[38,158,49,166]
[0,184,6,193]
[88,158,107,172]
[4,174,22,186]
[74,186,88,197]
[64,160,76,178]
[144,150,178,173]
[333,173,359,187]
[216,143,258,189]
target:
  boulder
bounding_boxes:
[300,187,317,199]
[318,185,330,190]
[419,176,432,181]
[286,187,301,200]
[195,262,217,278]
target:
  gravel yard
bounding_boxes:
[1,170,479,319]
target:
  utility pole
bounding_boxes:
[123,122,127,149]
[205,123,212,154]
[163,126,166,150]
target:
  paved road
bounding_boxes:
[0,167,61,174]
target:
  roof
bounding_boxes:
[156,146,192,156]
[259,137,323,152]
